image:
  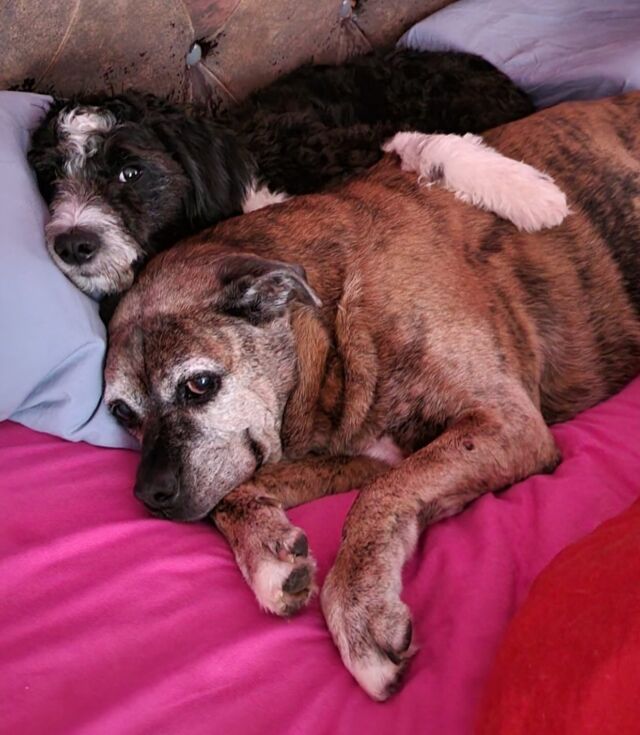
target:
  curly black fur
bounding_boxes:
[222,48,534,194]
[28,47,534,302]
[29,93,254,251]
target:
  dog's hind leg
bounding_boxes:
[321,392,560,701]
[212,455,390,617]
[382,131,569,232]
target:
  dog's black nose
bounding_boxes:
[53,230,99,266]
[134,471,180,513]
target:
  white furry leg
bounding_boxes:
[382,132,569,232]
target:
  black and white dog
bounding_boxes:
[29,48,563,303]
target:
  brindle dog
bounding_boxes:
[105,93,640,700]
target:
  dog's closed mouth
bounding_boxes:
[144,504,173,520]
[246,430,265,471]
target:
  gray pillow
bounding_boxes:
[399,0,640,109]
[0,91,133,448]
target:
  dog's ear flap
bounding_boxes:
[28,98,68,202]
[153,115,254,228]
[216,254,322,325]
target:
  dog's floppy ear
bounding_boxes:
[152,114,255,228]
[28,98,68,202]
[216,254,322,325]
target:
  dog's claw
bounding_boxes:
[383,620,413,665]
[274,530,309,561]
[283,565,311,595]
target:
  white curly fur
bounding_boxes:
[382,132,570,232]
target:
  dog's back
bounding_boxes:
[480,93,640,419]
[222,48,533,195]
[155,93,640,427]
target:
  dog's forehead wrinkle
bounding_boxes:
[124,319,236,403]
[171,356,225,378]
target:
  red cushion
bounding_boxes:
[477,499,640,735]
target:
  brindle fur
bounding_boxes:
[105,93,640,700]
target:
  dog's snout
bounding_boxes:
[53,229,100,266]
[134,469,180,512]
[135,424,182,515]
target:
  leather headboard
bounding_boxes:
[1,0,454,107]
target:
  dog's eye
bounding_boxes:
[183,373,221,403]
[118,165,142,184]
[109,400,137,426]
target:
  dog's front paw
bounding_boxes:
[251,522,317,617]
[221,498,317,616]
[321,558,415,700]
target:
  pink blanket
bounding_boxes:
[2,377,640,735]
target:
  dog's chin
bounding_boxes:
[144,502,214,523]
[152,473,265,523]
[46,243,140,299]
[140,444,269,523]
[70,265,136,299]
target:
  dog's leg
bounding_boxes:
[321,396,561,700]
[382,132,569,232]
[212,455,389,617]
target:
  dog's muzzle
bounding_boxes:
[134,422,184,518]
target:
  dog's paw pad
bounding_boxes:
[274,531,309,561]
[283,564,312,595]
[253,553,316,617]
[233,500,317,616]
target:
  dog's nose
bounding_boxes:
[134,471,180,513]
[53,230,99,266]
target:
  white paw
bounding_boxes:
[252,552,317,616]
[382,132,433,175]
[383,131,570,233]
[321,565,414,700]
[222,499,318,617]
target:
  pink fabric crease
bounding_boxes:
[1,376,639,734]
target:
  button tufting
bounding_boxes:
[186,42,202,67]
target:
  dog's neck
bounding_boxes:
[281,296,381,459]
[178,119,261,232]
[280,308,332,458]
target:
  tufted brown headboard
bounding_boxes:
[1,1,454,108]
